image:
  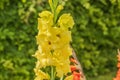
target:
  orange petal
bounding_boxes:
[71,65,77,72]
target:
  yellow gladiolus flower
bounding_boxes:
[56,62,71,77]
[39,11,53,27]
[48,26,63,43]
[35,50,56,68]
[36,33,53,53]
[47,27,71,49]
[54,45,73,59]
[58,13,74,30]
[52,50,71,77]
[57,31,72,44]
[39,11,52,19]
[38,18,49,33]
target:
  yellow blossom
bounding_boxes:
[56,30,72,45]
[36,33,53,53]
[48,26,62,43]
[52,49,71,77]
[58,13,74,30]
[38,11,53,27]
[38,18,49,33]
[47,27,72,49]
[34,50,54,68]
[54,45,73,59]
[55,60,71,77]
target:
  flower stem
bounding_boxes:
[51,66,55,80]
[60,76,64,80]
[49,0,58,24]
[53,0,58,24]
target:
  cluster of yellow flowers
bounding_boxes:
[34,0,74,80]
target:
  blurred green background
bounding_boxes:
[0,0,120,80]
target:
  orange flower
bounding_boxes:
[70,65,77,72]
[73,71,81,80]
[70,57,81,80]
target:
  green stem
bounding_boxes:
[53,9,57,24]
[60,76,64,80]
[50,0,58,24]
[53,0,58,24]
[51,66,55,80]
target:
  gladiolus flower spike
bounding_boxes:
[34,0,75,80]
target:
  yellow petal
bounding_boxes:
[38,11,53,26]
[34,69,50,80]
[58,13,74,30]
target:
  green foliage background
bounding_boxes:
[0,0,120,79]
